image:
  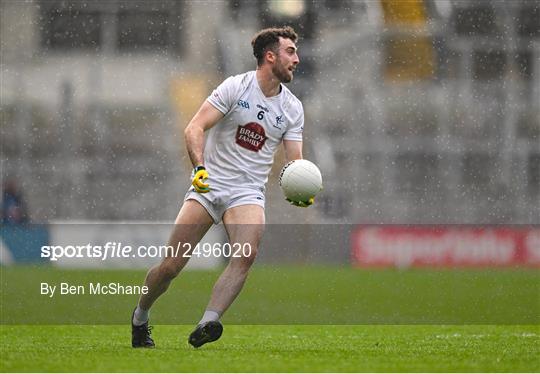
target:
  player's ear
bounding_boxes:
[265,49,276,64]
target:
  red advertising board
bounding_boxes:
[351,226,540,268]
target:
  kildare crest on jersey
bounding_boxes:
[274,114,284,129]
[236,123,267,152]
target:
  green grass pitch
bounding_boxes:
[1,325,538,372]
[1,265,539,372]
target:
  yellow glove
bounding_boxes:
[286,196,314,208]
[192,166,210,193]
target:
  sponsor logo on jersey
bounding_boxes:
[237,100,250,109]
[236,122,267,152]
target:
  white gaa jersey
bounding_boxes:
[204,70,304,192]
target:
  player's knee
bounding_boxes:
[235,245,258,268]
[159,259,182,281]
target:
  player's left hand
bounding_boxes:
[286,197,314,208]
[192,166,210,193]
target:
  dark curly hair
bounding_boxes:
[251,26,298,66]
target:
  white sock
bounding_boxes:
[198,310,220,325]
[132,306,149,326]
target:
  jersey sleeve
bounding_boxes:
[283,103,304,142]
[206,76,239,115]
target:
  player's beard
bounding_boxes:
[272,58,293,83]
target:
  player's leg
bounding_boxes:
[205,204,264,315]
[132,199,213,348]
[188,204,264,348]
[138,200,214,310]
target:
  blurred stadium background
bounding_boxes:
[1,0,538,225]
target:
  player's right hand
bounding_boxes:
[286,196,314,208]
[192,166,210,193]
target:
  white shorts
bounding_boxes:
[184,185,265,224]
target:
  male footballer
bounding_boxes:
[131,26,312,348]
